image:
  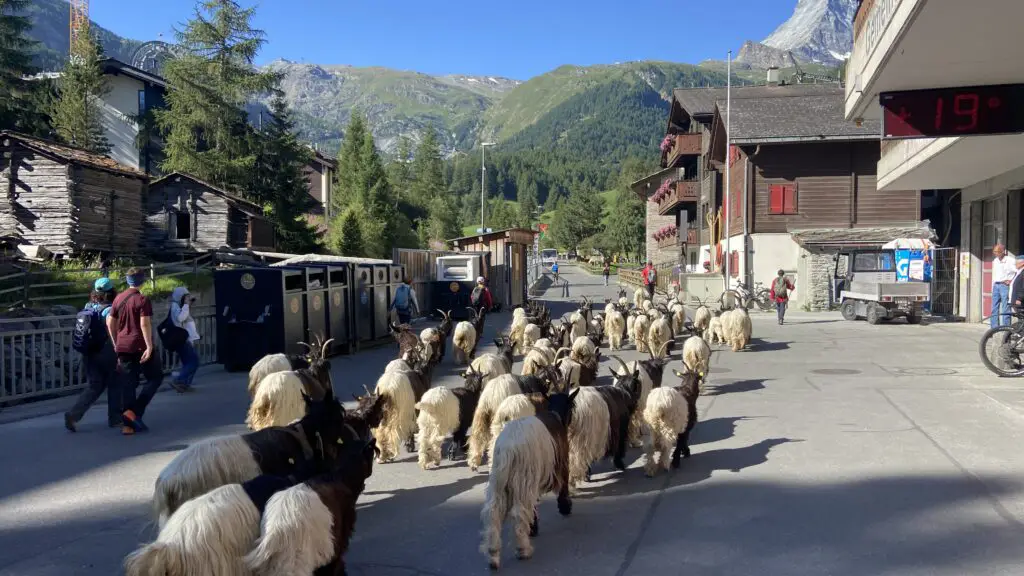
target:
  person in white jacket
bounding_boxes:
[169,286,200,391]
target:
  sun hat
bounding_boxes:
[94,277,114,292]
[476,276,485,284]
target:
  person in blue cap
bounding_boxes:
[64,278,121,432]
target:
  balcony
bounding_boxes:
[655,179,699,216]
[661,133,702,168]
[845,0,1024,122]
[876,132,1024,191]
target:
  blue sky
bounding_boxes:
[92,0,798,79]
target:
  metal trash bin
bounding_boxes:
[304,266,329,345]
[372,264,390,339]
[214,267,308,371]
[326,265,352,355]
[354,265,374,343]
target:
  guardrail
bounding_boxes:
[0,305,217,405]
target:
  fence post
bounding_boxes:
[21,269,30,307]
[150,262,156,292]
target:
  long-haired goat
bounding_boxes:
[682,335,712,391]
[669,303,687,335]
[488,392,549,460]
[706,310,725,345]
[521,339,556,376]
[721,307,753,352]
[522,323,543,352]
[247,350,310,398]
[568,310,588,343]
[467,368,563,471]
[481,391,576,570]
[414,367,488,469]
[693,304,712,337]
[633,288,645,309]
[244,438,377,576]
[632,313,651,353]
[610,350,668,448]
[125,441,334,576]
[604,308,625,350]
[647,316,673,360]
[473,335,514,374]
[566,365,642,491]
[152,389,362,529]
[509,308,529,354]
[643,368,704,475]
[245,339,335,431]
[390,321,421,359]
[373,352,436,463]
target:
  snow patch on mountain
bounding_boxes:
[761,0,858,65]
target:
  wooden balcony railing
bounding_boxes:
[662,133,702,168]
[657,179,700,215]
[656,233,679,250]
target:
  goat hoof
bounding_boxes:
[671,456,681,469]
[516,546,534,560]
[557,497,573,516]
[683,448,692,459]
[488,557,500,571]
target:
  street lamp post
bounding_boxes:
[481,142,496,233]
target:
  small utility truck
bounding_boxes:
[834,249,930,325]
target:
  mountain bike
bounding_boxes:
[720,281,773,311]
[979,310,1024,377]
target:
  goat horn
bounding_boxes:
[657,341,669,357]
[436,309,446,317]
[610,355,629,375]
[553,347,571,362]
[298,341,312,352]
[362,384,372,396]
[321,338,334,357]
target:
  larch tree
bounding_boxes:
[252,96,320,253]
[157,0,279,190]
[51,31,109,153]
[0,0,48,135]
[410,126,445,203]
[332,111,368,213]
[551,186,603,254]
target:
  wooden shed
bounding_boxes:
[449,228,537,308]
[0,131,148,255]
[145,172,276,253]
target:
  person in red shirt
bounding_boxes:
[642,260,656,300]
[471,276,493,320]
[107,267,167,435]
[769,269,795,325]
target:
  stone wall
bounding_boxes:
[646,200,677,264]
[805,250,848,311]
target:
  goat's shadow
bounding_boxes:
[705,379,769,396]
[574,437,800,499]
[749,339,791,352]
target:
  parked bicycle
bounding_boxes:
[720,280,773,311]
[979,310,1024,377]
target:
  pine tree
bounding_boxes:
[356,129,398,258]
[410,126,445,204]
[552,186,603,253]
[252,97,320,253]
[516,178,538,227]
[331,111,368,213]
[387,135,413,202]
[426,195,461,245]
[0,0,48,135]
[157,0,278,190]
[336,207,364,256]
[51,32,109,153]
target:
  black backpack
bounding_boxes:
[470,286,484,306]
[72,306,107,354]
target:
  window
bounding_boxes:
[138,89,146,114]
[175,210,191,240]
[852,251,895,272]
[768,184,798,215]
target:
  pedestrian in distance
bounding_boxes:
[1010,254,1024,311]
[551,261,560,285]
[470,276,493,322]
[108,267,166,435]
[390,276,420,325]
[64,278,121,432]
[770,269,795,325]
[643,260,657,300]
[603,261,610,287]
[991,244,1016,328]
[168,286,200,392]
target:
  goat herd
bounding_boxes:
[122,286,755,575]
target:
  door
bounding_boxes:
[981,195,1006,318]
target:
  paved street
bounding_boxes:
[2,266,1024,575]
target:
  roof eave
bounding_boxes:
[730,134,881,145]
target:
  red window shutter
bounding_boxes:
[733,185,742,219]
[783,184,798,214]
[730,251,739,277]
[768,184,784,214]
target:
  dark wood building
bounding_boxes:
[634,81,928,310]
[450,228,537,309]
[145,172,276,253]
[302,148,336,234]
[0,131,149,255]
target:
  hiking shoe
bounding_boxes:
[121,425,135,435]
[169,381,188,394]
[122,410,148,433]
[64,412,77,433]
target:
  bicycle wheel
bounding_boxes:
[979,325,1024,377]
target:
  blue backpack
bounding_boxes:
[393,284,411,311]
[72,305,107,354]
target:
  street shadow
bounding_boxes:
[689,415,759,445]
[577,438,799,499]
[792,319,843,325]
[705,379,768,396]
[749,339,791,351]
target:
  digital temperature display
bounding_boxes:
[880,84,1024,139]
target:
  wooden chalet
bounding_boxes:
[0,131,148,256]
[145,172,276,253]
[635,80,929,310]
[302,147,336,234]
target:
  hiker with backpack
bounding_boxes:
[470,276,493,320]
[390,276,420,325]
[642,260,657,301]
[109,267,167,435]
[769,269,795,325]
[64,278,121,432]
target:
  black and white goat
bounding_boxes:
[643,368,703,475]
[610,349,669,447]
[245,339,335,431]
[414,366,488,469]
[566,364,642,491]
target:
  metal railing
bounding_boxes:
[0,305,217,404]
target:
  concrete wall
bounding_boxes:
[958,164,1024,322]
[98,74,142,171]
[749,233,802,306]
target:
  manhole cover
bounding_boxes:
[711,367,732,373]
[812,368,862,375]
[890,367,957,376]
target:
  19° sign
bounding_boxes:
[880,84,1024,139]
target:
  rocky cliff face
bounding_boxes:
[735,41,795,69]
[760,0,858,64]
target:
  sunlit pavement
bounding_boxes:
[2,266,1024,575]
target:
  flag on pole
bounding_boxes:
[538,223,549,239]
